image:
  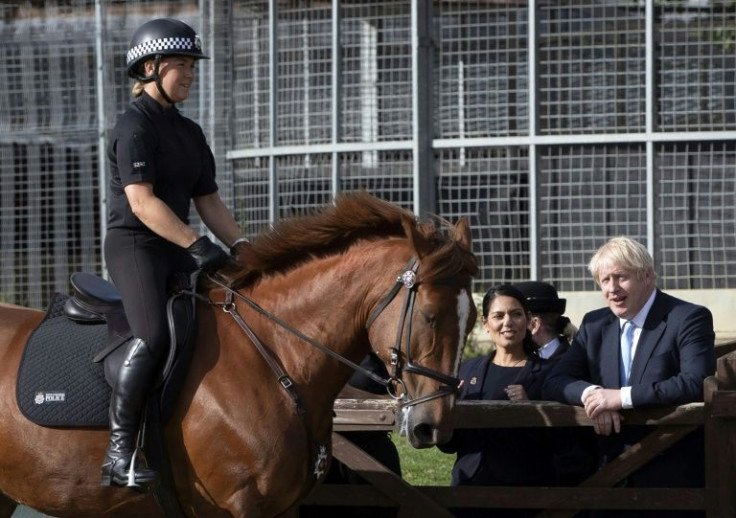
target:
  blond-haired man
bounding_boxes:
[544,236,715,517]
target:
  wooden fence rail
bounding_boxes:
[301,350,736,517]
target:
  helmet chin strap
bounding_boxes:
[135,55,176,106]
[152,55,176,106]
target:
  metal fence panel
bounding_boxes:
[437,147,531,285]
[436,2,530,138]
[2,0,736,308]
[657,141,736,289]
[538,144,648,291]
[538,2,647,135]
[659,7,736,132]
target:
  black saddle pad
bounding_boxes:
[16,293,112,427]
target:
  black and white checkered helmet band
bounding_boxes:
[126,35,203,65]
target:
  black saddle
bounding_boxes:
[63,272,123,322]
[62,272,196,392]
[63,273,132,386]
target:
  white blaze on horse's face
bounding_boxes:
[454,289,472,376]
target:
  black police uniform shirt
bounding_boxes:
[107,91,218,231]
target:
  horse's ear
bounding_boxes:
[453,217,472,252]
[402,215,433,259]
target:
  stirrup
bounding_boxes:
[100,449,158,489]
[126,448,156,488]
[127,448,138,488]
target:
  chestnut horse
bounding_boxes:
[0,193,477,517]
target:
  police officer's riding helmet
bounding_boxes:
[126,18,209,80]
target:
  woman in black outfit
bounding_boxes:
[101,18,248,488]
[438,284,556,518]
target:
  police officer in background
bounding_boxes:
[101,18,248,488]
[514,281,595,488]
[514,281,577,360]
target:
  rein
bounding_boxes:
[197,258,461,411]
[218,289,307,416]
[205,278,389,389]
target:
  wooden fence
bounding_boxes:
[300,348,736,517]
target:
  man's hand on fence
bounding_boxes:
[583,387,623,417]
[590,409,624,436]
[583,387,624,435]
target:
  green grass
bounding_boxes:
[391,432,455,486]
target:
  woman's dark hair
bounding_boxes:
[481,284,538,357]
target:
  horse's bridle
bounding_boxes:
[205,257,464,409]
[365,258,462,408]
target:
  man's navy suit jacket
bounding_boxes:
[542,289,716,488]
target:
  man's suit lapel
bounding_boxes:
[630,289,667,385]
[601,317,622,388]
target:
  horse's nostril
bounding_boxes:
[412,423,437,445]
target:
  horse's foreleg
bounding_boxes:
[0,495,17,518]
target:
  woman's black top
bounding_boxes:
[438,353,557,487]
[107,92,218,231]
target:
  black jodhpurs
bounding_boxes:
[104,228,196,362]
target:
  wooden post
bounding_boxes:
[716,351,736,389]
[705,353,736,518]
[704,375,720,518]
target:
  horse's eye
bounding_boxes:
[420,310,437,328]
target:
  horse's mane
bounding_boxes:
[222,192,478,288]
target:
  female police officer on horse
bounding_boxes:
[102,18,248,488]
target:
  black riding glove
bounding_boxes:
[187,236,229,273]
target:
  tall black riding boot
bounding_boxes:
[101,338,159,488]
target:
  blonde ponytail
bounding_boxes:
[131,80,146,98]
